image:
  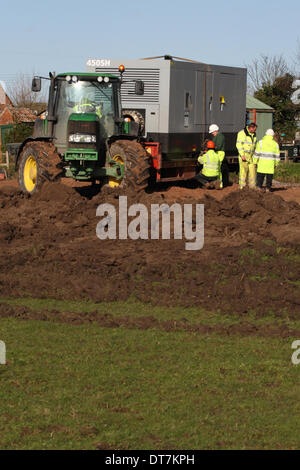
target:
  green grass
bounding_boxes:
[274,162,300,183]
[1,298,300,449]
[230,163,300,184]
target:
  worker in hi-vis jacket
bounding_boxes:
[209,124,227,188]
[196,140,223,189]
[236,122,257,189]
[253,129,280,192]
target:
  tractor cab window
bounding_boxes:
[64,80,114,117]
[56,79,116,140]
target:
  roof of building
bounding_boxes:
[246,94,274,111]
[0,83,13,106]
[0,106,37,123]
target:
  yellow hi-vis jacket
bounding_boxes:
[73,102,103,119]
[253,135,280,174]
[236,127,257,163]
[198,149,220,177]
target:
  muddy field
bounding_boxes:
[0,180,299,317]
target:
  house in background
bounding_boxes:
[0,82,36,158]
[246,95,274,141]
[291,79,300,105]
[0,82,13,107]
[291,79,300,142]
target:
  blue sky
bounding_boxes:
[1,0,300,86]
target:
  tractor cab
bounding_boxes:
[30,72,127,180]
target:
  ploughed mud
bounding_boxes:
[0,181,299,317]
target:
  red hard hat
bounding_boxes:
[206,140,215,149]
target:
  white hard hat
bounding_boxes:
[209,124,219,133]
[266,129,275,136]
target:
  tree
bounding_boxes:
[7,72,47,112]
[246,54,291,94]
[254,73,300,140]
[4,122,34,149]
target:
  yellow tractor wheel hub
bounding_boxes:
[108,154,124,188]
[24,156,37,192]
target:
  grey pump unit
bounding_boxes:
[86,56,246,159]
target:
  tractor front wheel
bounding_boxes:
[108,140,151,191]
[18,142,63,195]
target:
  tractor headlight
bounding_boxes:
[69,134,96,143]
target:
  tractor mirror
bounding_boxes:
[135,80,144,95]
[32,77,41,92]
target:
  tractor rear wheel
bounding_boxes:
[18,141,63,195]
[108,140,151,191]
[122,110,145,134]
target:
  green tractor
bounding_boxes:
[16,71,151,194]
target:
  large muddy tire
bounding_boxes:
[18,141,63,195]
[108,140,151,192]
[122,109,145,134]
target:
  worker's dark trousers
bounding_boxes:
[256,172,273,190]
[221,159,230,187]
[194,173,218,187]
